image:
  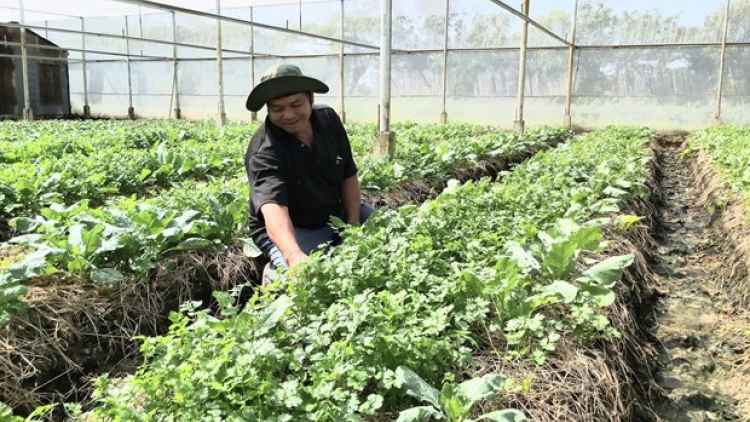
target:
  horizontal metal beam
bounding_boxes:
[6,41,749,65]
[1,40,168,60]
[0,4,81,19]
[0,21,279,58]
[485,0,572,47]
[577,41,739,50]
[107,0,390,51]
[163,41,750,58]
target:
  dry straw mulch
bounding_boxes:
[1,246,261,416]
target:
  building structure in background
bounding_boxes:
[0,23,71,118]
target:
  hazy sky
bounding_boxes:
[0,0,724,24]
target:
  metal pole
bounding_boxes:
[375,0,394,157]
[514,0,530,133]
[138,6,144,56]
[250,6,257,122]
[339,0,346,123]
[2,21,264,57]
[171,11,180,119]
[81,17,90,118]
[216,0,226,127]
[44,20,48,39]
[124,17,135,119]
[299,0,303,30]
[714,0,731,126]
[485,0,571,47]
[440,0,450,123]
[18,0,33,120]
[563,0,578,127]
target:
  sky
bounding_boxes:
[0,0,722,25]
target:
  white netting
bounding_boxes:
[1,0,748,127]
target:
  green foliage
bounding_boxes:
[0,120,254,217]
[0,121,570,325]
[0,401,56,422]
[691,126,750,199]
[395,366,527,422]
[358,125,571,192]
[85,126,653,420]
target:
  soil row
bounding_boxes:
[650,137,750,421]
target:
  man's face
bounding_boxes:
[267,92,312,133]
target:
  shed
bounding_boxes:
[1,23,71,118]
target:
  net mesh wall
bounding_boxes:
[6,0,750,128]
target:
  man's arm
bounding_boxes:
[341,174,362,225]
[261,203,308,267]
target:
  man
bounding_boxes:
[244,64,374,279]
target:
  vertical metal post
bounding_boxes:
[714,0,731,126]
[250,6,257,122]
[44,20,48,39]
[339,0,346,123]
[299,0,303,30]
[375,0,395,157]
[171,11,181,119]
[514,0,530,133]
[18,0,33,120]
[440,0,450,123]
[216,0,226,127]
[138,6,144,56]
[563,0,578,127]
[124,17,135,119]
[81,17,90,118]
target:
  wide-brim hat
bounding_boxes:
[246,64,329,112]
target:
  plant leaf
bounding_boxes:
[478,409,528,422]
[174,238,216,251]
[569,226,603,252]
[10,216,40,233]
[579,284,616,307]
[458,374,507,407]
[506,242,540,272]
[614,215,645,230]
[542,241,577,279]
[396,366,441,409]
[545,280,579,303]
[241,238,262,258]
[396,406,443,422]
[258,295,292,334]
[90,268,125,285]
[581,254,634,288]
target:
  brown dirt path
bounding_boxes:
[652,139,750,422]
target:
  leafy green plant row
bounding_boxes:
[0,120,256,164]
[82,126,654,421]
[358,125,570,192]
[690,126,750,195]
[0,132,247,218]
[2,126,571,280]
[0,120,498,165]
[0,126,569,327]
[0,121,565,221]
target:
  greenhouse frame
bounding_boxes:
[1,0,748,131]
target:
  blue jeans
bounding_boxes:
[257,203,375,271]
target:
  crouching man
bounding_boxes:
[244,64,374,281]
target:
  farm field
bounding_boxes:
[1,120,750,421]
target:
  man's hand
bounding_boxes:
[285,249,309,267]
[261,203,307,268]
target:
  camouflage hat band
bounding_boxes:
[246,64,329,112]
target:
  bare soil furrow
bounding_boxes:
[652,139,750,422]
